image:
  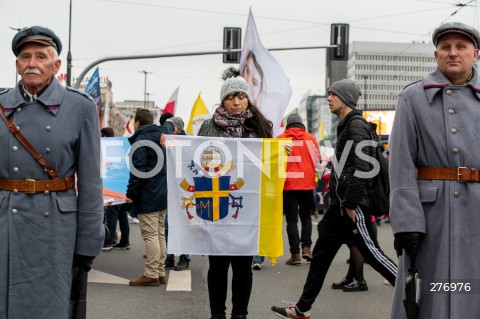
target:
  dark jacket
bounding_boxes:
[198,117,263,138]
[329,109,373,209]
[126,122,173,214]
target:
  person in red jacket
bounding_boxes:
[278,114,320,265]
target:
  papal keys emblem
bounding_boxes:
[179,144,245,222]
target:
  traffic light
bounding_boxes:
[330,24,349,60]
[223,27,242,63]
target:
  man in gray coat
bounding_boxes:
[0,26,104,318]
[390,22,480,318]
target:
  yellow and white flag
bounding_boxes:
[186,93,211,136]
[166,135,288,265]
[239,9,292,136]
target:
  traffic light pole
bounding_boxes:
[74,45,338,89]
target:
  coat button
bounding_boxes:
[16,107,22,112]
[448,108,455,115]
[12,146,18,152]
[452,147,460,154]
[451,128,458,134]
[13,167,19,173]
[45,148,51,153]
[44,212,49,217]
[454,191,460,198]
[12,209,18,214]
[45,125,52,132]
[446,90,453,95]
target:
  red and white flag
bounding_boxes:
[162,87,179,114]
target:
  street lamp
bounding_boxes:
[67,0,73,86]
[140,70,152,108]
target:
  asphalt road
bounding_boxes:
[88,215,396,319]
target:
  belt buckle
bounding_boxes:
[24,179,36,194]
[457,167,467,182]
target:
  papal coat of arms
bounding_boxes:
[179,144,245,222]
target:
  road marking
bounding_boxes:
[166,270,191,291]
[88,269,129,285]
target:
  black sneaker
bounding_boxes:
[342,279,368,292]
[112,242,131,250]
[271,305,310,319]
[165,258,175,269]
[331,277,353,289]
[174,257,190,271]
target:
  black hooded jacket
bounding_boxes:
[126,122,173,213]
[329,109,374,209]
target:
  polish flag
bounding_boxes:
[162,87,179,114]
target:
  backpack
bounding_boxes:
[348,115,390,216]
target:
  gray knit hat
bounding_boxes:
[286,113,303,128]
[220,76,252,103]
[170,117,184,131]
[328,79,361,108]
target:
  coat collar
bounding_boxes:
[423,67,480,103]
[4,77,64,117]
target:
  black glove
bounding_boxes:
[394,232,424,258]
[74,254,95,272]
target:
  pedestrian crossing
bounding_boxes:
[88,269,192,291]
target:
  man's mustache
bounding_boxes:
[24,68,41,75]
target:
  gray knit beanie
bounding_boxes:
[170,117,184,131]
[286,113,303,129]
[328,79,362,108]
[220,76,252,103]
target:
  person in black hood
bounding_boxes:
[126,108,174,286]
[272,79,397,319]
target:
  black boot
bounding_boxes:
[174,255,190,271]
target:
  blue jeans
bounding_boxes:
[165,213,190,261]
[252,256,264,264]
[104,204,130,245]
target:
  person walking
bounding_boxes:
[164,116,191,271]
[198,76,273,319]
[0,26,104,318]
[277,113,320,265]
[271,79,397,319]
[389,22,480,319]
[126,109,173,286]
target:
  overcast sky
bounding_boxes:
[1,0,479,122]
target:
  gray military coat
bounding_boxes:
[389,67,480,318]
[0,79,104,319]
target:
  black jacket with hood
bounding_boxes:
[126,122,173,214]
[329,109,374,210]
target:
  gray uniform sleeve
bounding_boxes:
[75,100,105,256]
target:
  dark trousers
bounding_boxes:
[296,203,397,312]
[208,255,253,317]
[284,190,314,254]
[104,204,130,245]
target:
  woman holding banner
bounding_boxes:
[198,76,272,319]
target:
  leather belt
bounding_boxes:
[416,167,480,182]
[0,177,75,194]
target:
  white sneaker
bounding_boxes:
[128,215,139,224]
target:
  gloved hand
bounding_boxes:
[394,232,424,258]
[74,254,95,272]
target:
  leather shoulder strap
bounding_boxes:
[0,102,59,179]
